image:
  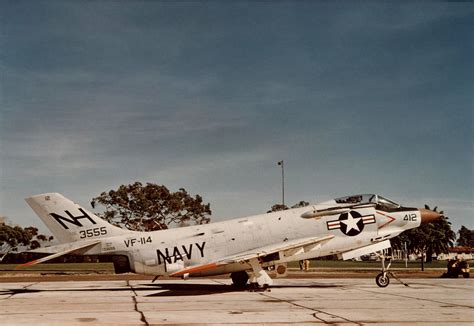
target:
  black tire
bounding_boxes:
[463,273,470,278]
[231,271,249,288]
[112,256,131,274]
[376,272,390,288]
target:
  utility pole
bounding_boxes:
[277,160,285,206]
[404,242,408,269]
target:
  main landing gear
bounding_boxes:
[230,258,273,291]
[230,271,249,289]
[375,249,408,288]
[230,271,270,291]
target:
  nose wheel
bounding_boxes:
[376,272,390,287]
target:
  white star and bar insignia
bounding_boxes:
[327,211,376,236]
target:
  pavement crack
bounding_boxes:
[359,288,474,309]
[0,282,38,299]
[259,292,363,325]
[127,280,150,326]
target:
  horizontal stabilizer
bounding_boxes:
[16,240,101,269]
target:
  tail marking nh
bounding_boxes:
[51,208,97,229]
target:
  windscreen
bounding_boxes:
[376,196,400,209]
[334,194,400,209]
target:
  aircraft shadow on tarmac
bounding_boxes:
[0,287,130,297]
[141,282,344,297]
[0,282,343,297]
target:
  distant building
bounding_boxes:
[437,247,473,261]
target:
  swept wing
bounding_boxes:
[170,234,334,276]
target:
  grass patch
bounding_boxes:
[0,263,115,272]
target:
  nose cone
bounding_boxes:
[419,208,442,224]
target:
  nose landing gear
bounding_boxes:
[375,249,409,288]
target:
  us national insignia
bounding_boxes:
[327,211,376,236]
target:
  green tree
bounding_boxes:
[0,222,53,257]
[24,227,54,249]
[457,226,474,247]
[291,201,310,208]
[0,224,31,249]
[392,205,455,270]
[267,200,309,213]
[91,182,212,231]
[267,204,289,213]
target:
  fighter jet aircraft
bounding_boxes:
[19,193,441,287]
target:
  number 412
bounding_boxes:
[404,214,417,221]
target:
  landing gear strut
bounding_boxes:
[248,258,273,289]
[231,259,273,291]
[375,248,408,288]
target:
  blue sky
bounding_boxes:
[1,2,472,235]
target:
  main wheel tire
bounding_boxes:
[463,273,470,278]
[376,273,390,288]
[231,271,249,288]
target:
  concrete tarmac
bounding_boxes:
[0,278,472,325]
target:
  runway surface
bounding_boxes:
[0,278,472,325]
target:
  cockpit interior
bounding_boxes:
[334,194,413,212]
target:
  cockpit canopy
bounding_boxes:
[335,194,400,210]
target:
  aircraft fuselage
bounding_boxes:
[81,201,420,276]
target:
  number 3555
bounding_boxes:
[79,227,107,239]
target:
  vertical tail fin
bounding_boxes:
[25,193,130,243]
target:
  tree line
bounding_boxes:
[0,221,53,260]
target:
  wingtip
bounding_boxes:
[15,260,38,270]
